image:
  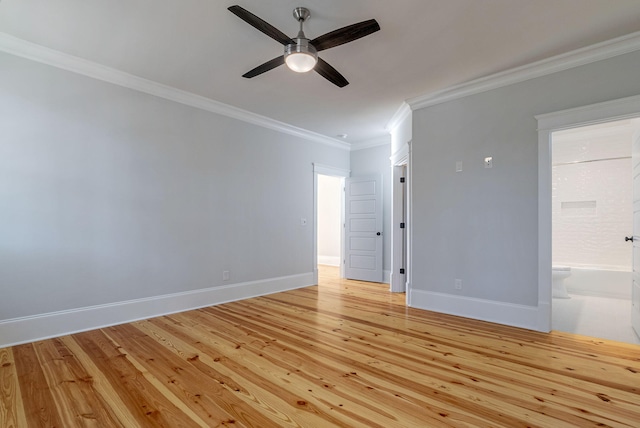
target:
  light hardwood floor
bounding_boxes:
[1,266,639,427]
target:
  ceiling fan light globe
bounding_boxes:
[284,40,317,73]
[285,52,317,72]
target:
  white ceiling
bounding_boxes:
[2,0,640,143]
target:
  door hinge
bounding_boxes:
[400,177,405,183]
[400,222,405,229]
[400,268,405,274]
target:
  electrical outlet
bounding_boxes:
[456,161,463,172]
[455,279,462,290]
[223,271,230,281]
[484,156,493,168]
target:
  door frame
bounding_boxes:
[313,163,350,284]
[633,128,640,339]
[390,141,412,302]
[535,94,640,332]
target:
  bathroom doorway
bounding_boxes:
[551,118,640,344]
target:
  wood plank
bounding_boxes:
[104,323,278,427]
[202,299,590,427]
[0,348,28,428]
[31,338,123,427]
[277,300,637,425]
[71,329,200,427]
[144,312,440,427]
[264,288,640,393]
[12,343,65,428]
[59,336,142,428]
[178,305,500,427]
[1,266,639,427]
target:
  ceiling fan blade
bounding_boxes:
[242,55,284,79]
[228,5,293,45]
[242,56,285,78]
[314,58,349,88]
[310,19,380,52]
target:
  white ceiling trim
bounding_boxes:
[349,135,391,151]
[0,32,350,151]
[386,102,411,133]
[407,31,640,111]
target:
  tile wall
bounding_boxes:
[552,119,638,270]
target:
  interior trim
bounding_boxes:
[410,290,543,332]
[312,163,350,176]
[386,102,411,133]
[0,32,350,151]
[0,272,315,348]
[408,31,640,111]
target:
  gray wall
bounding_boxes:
[0,52,349,321]
[350,144,392,276]
[412,51,640,307]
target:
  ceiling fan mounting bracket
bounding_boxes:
[292,7,310,23]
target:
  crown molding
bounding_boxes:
[408,31,640,111]
[0,32,350,151]
[386,102,411,132]
[349,135,391,151]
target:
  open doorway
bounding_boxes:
[317,174,344,271]
[312,163,349,284]
[551,118,640,344]
[536,94,640,341]
[390,141,411,301]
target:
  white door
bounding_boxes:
[633,130,640,338]
[344,175,383,282]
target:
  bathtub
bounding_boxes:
[563,267,632,300]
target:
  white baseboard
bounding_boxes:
[409,290,545,332]
[0,272,314,349]
[318,255,341,266]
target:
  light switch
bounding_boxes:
[456,161,462,172]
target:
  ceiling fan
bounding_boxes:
[228,5,380,88]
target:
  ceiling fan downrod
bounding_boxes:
[293,6,310,36]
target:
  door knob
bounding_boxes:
[625,236,634,242]
[376,232,381,236]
